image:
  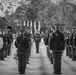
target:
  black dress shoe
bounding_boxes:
[27,62,29,64]
[72,59,76,61]
[53,72,62,74]
[57,72,62,74]
[20,72,25,74]
[53,72,56,74]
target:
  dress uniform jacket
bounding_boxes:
[15,33,30,74]
[69,33,74,58]
[49,30,65,74]
[15,33,29,53]
[66,35,69,46]
[74,33,76,47]
[66,34,70,56]
[0,34,4,60]
[44,32,50,46]
[73,33,76,60]
[34,33,41,53]
[69,33,74,46]
[17,36,29,53]
[50,30,65,51]
[34,33,41,43]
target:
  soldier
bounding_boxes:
[73,28,76,61]
[48,28,54,64]
[15,31,30,74]
[2,31,7,58]
[44,28,53,64]
[49,24,65,74]
[66,31,70,56]
[23,29,32,64]
[3,30,9,58]
[69,28,74,58]
[7,26,13,56]
[34,31,41,53]
[0,29,4,60]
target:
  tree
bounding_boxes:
[0,17,7,31]
[26,7,37,20]
[37,2,57,28]
[51,1,76,32]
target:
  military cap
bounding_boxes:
[7,26,12,32]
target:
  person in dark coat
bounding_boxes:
[69,28,74,58]
[66,31,70,56]
[7,26,13,56]
[15,31,30,74]
[3,31,9,58]
[0,33,4,60]
[44,29,53,64]
[34,31,41,53]
[23,30,32,64]
[49,24,65,74]
[73,28,76,61]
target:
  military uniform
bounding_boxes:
[69,32,74,58]
[2,34,7,59]
[7,26,13,56]
[0,34,4,60]
[66,33,70,56]
[49,27,65,74]
[44,30,53,64]
[34,32,41,53]
[4,33,9,57]
[24,31,32,63]
[73,32,76,61]
[15,32,30,74]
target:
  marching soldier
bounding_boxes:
[49,24,65,74]
[34,31,41,53]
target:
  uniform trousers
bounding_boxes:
[7,44,11,56]
[72,47,76,61]
[18,53,27,74]
[0,48,5,60]
[35,42,39,53]
[66,46,69,56]
[53,51,62,74]
[69,46,72,58]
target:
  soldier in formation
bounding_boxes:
[43,28,53,64]
[66,28,76,61]
[34,31,41,53]
[73,28,76,61]
[65,31,70,56]
[0,26,13,60]
[15,29,32,74]
[49,25,65,74]
[0,29,4,60]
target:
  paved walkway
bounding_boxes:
[0,38,76,75]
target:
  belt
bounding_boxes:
[17,52,27,54]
